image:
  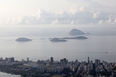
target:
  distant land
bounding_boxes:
[69,28,85,35]
[50,38,67,42]
[15,37,32,42]
[50,36,88,42]
[63,36,88,39]
[50,29,87,42]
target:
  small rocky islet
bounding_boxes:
[50,38,67,42]
[15,37,32,42]
[69,28,85,35]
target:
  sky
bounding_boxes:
[0,0,116,32]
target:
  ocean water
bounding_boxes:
[0,35,116,76]
[0,72,20,77]
[0,35,116,62]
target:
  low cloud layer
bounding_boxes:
[5,0,116,25]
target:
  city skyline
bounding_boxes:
[0,56,115,77]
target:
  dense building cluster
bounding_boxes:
[0,57,116,77]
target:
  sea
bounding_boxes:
[0,35,116,62]
[0,35,116,76]
[0,72,20,77]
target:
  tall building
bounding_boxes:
[0,57,3,61]
[88,57,90,64]
[60,58,68,64]
[11,57,14,62]
[27,57,29,62]
[5,57,8,61]
[51,57,53,64]
[95,59,100,65]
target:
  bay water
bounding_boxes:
[0,35,116,76]
[0,35,116,62]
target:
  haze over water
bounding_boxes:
[0,27,116,62]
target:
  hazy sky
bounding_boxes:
[0,0,116,28]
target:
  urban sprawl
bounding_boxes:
[0,57,116,77]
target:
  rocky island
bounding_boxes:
[50,36,87,42]
[49,29,87,42]
[50,38,67,42]
[16,37,32,42]
[69,28,85,35]
[63,36,88,39]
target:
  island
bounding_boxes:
[87,33,90,34]
[15,37,32,42]
[62,36,88,39]
[50,36,87,42]
[69,28,85,35]
[50,38,67,42]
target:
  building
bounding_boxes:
[27,57,29,62]
[51,57,53,64]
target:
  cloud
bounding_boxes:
[93,12,100,18]
[51,19,58,24]
[71,21,74,24]
[98,20,103,24]
[70,5,78,14]
[79,7,84,11]
[15,9,56,25]
[114,18,116,22]
[5,0,116,25]
[5,18,15,25]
